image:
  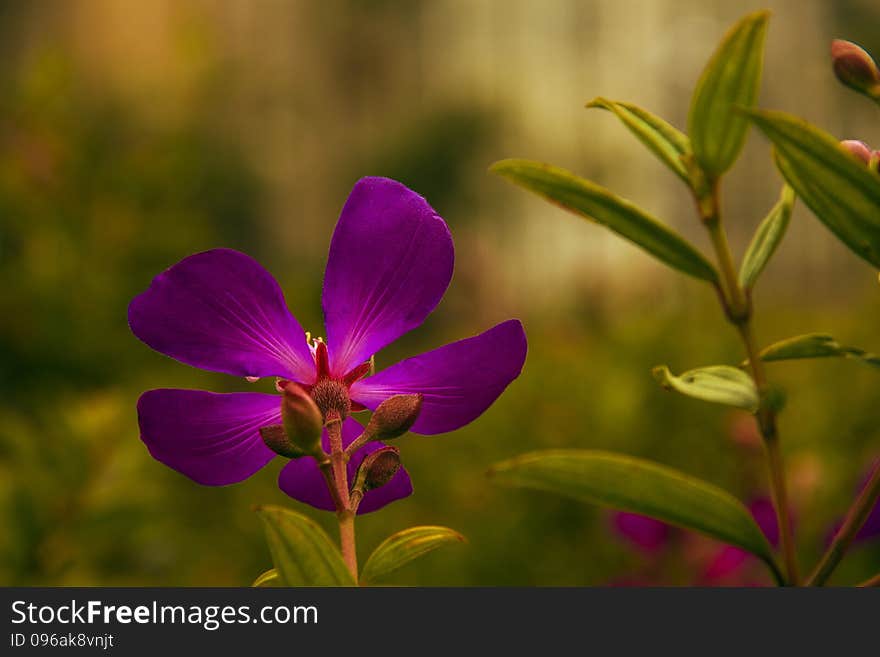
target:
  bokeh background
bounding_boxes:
[2,0,879,586]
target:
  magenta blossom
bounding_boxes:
[129,177,527,513]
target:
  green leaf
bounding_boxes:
[491,159,718,283]
[653,364,759,412]
[252,569,282,587]
[489,449,779,579]
[758,333,880,369]
[739,185,795,289]
[746,109,880,268]
[256,505,356,587]
[587,97,691,183]
[688,10,770,177]
[360,526,466,586]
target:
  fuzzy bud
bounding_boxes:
[831,39,880,99]
[259,424,305,459]
[352,446,402,495]
[364,394,423,441]
[278,381,323,457]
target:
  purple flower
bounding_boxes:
[701,497,780,584]
[130,177,527,513]
[610,512,670,553]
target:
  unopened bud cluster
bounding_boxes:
[257,379,423,506]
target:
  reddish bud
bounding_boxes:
[352,446,402,496]
[840,139,873,164]
[831,39,880,99]
[365,393,423,440]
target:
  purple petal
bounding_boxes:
[350,319,527,434]
[129,249,315,381]
[610,512,670,553]
[702,546,750,581]
[749,497,780,547]
[137,388,280,486]
[322,177,454,376]
[277,417,413,514]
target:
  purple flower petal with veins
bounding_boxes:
[130,177,527,513]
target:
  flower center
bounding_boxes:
[302,335,372,421]
[310,378,351,420]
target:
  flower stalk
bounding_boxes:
[807,461,880,586]
[324,411,358,580]
[695,184,799,586]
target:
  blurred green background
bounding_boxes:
[1,0,878,586]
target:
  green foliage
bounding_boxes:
[739,186,795,290]
[586,98,691,183]
[489,450,779,580]
[688,11,770,178]
[256,506,355,586]
[759,334,880,369]
[653,365,759,412]
[490,159,718,283]
[360,526,466,585]
[746,109,880,268]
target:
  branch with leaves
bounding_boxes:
[491,10,880,586]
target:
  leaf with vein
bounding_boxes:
[587,97,691,183]
[491,159,718,284]
[489,449,780,581]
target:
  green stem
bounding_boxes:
[698,184,799,585]
[707,223,749,321]
[762,428,799,585]
[325,414,358,581]
[807,461,880,586]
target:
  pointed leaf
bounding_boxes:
[758,333,880,369]
[491,159,718,283]
[653,364,759,411]
[688,11,770,177]
[360,526,466,585]
[739,185,795,289]
[256,505,356,587]
[587,97,691,183]
[746,109,880,268]
[252,569,281,587]
[489,449,779,578]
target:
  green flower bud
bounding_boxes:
[831,39,880,99]
[364,393,423,441]
[278,380,323,457]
